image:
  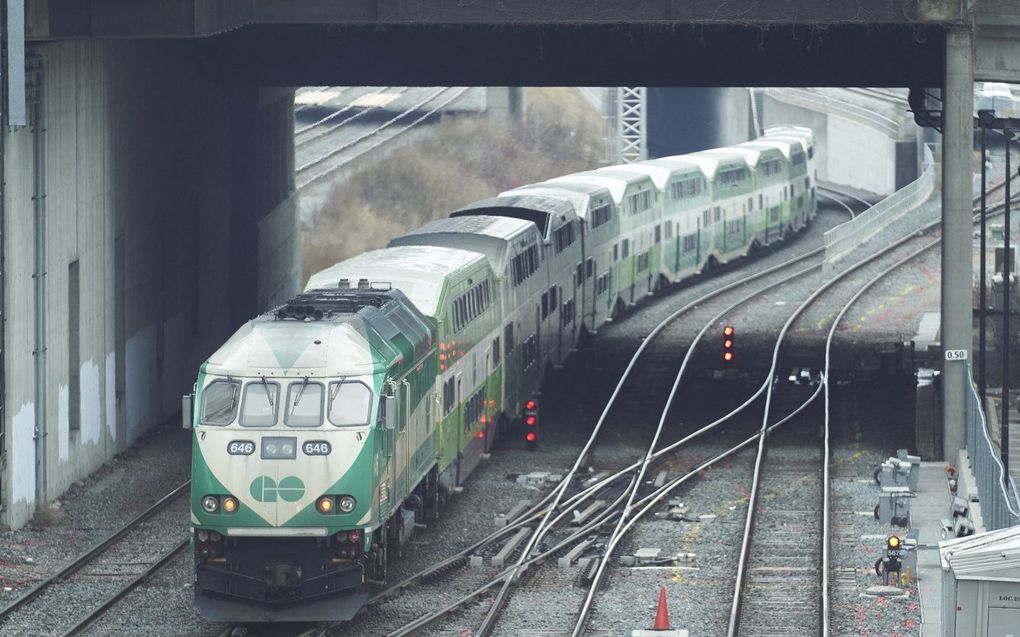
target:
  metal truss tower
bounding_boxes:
[607,87,646,164]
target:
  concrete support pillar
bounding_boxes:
[228,88,260,327]
[941,27,975,462]
[485,87,524,120]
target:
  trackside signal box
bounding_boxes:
[939,525,1020,636]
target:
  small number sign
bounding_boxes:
[944,349,968,361]
[228,440,256,455]
[303,441,332,456]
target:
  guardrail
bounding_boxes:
[823,144,936,264]
[763,87,902,137]
[965,365,1020,530]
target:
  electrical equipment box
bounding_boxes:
[940,525,1020,637]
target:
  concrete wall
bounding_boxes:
[761,91,904,196]
[647,88,752,157]
[0,40,299,528]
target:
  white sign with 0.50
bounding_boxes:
[945,349,968,361]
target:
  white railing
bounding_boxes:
[823,144,936,264]
[965,366,1020,530]
[764,87,902,137]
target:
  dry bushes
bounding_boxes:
[302,87,604,279]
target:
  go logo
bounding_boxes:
[249,476,305,503]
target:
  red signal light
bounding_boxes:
[723,325,735,365]
[524,399,538,411]
[525,431,537,443]
[525,415,537,426]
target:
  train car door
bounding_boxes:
[454,373,463,485]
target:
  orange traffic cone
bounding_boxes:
[652,586,671,630]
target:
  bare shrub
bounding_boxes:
[302,87,604,279]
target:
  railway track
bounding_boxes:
[238,175,1016,636]
[295,86,471,190]
[0,482,191,636]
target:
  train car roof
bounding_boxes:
[641,157,706,178]
[606,163,675,190]
[738,140,794,159]
[499,184,599,221]
[451,193,578,238]
[667,153,730,179]
[205,288,433,377]
[758,135,807,155]
[389,214,538,274]
[304,245,486,318]
[700,146,762,167]
[764,124,814,140]
[549,170,646,203]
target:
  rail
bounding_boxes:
[964,365,1020,530]
[763,87,902,137]
[823,144,936,264]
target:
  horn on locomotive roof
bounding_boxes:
[357,278,370,290]
[338,278,350,289]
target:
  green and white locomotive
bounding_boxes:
[185,126,818,621]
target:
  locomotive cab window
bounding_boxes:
[327,381,373,426]
[240,380,280,427]
[200,379,240,426]
[284,381,324,427]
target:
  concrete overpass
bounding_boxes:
[1,0,1018,529]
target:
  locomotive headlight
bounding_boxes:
[338,495,357,513]
[222,496,239,513]
[201,495,219,513]
[317,496,334,514]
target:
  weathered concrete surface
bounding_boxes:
[0,40,298,529]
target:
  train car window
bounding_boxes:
[586,258,594,279]
[200,379,241,425]
[492,336,501,363]
[550,286,558,308]
[541,291,549,319]
[240,381,280,427]
[654,225,661,244]
[504,323,514,358]
[613,243,619,262]
[591,204,612,228]
[443,378,455,415]
[622,239,630,259]
[284,381,324,427]
[327,381,373,426]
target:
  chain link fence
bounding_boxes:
[965,365,1020,530]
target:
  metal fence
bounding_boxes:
[823,144,936,264]
[763,87,902,137]
[965,365,1020,530]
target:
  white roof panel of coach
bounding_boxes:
[304,245,484,317]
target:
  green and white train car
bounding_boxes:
[186,126,818,622]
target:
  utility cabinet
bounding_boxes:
[940,525,1020,637]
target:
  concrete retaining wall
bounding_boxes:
[761,91,906,196]
[0,40,298,528]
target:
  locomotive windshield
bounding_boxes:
[200,379,240,425]
[327,381,372,426]
[198,377,372,428]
